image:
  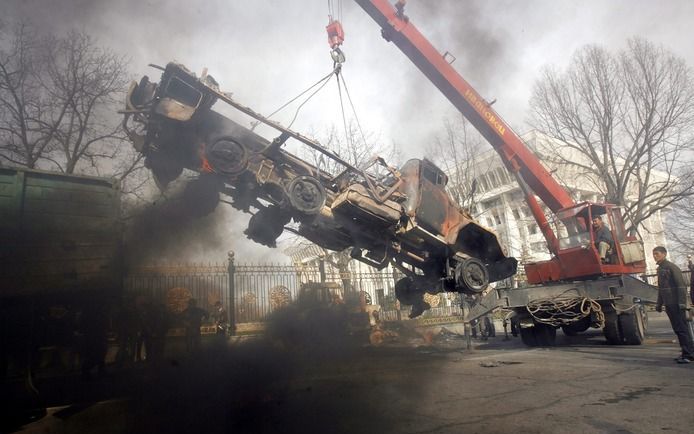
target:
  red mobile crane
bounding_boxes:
[352,0,658,345]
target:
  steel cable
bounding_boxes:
[526,289,604,328]
[252,67,338,131]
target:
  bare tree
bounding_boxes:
[301,121,397,175]
[42,30,129,174]
[425,116,488,212]
[529,38,694,235]
[0,22,60,168]
[0,21,150,203]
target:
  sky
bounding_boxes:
[4,0,694,262]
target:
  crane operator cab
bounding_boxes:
[551,203,646,278]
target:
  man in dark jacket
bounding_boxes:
[653,246,694,363]
[183,299,208,353]
[688,255,694,305]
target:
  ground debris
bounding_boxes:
[479,360,523,368]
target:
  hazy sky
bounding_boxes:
[6,0,694,153]
[4,0,694,261]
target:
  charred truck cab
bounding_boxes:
[122,63,517,318]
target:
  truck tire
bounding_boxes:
[520,323,556,347]
[603,311,622,345]
[619,306,647,345]
[534,323,556,346]
[519,326,537,347]
[561,317,590,336]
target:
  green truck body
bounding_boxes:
[0,167,122,298]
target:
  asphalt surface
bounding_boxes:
[5,313,694,434]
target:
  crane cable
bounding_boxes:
[335,69,352,149]
[326,0,369,158]
[328,0,343,23]
[252,67,338,131]
[336,72,370,156]
[254,0,344,132]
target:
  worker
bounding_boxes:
[653,246,694,364]
[592,215,613,263]
[183,298,209,354]
[213,301,228,336]
[688,255,694,304]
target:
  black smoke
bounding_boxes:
[123,175,228,266]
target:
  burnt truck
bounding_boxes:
[122,62,517,317]
[0,167,122,376]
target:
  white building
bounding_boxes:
[459,130,667,272]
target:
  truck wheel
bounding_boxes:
[619,306,647,345]
[561,317,590,336]
[207,137,248,175]
[519,326,537,347]
[287,176,326,215]
[520,323,556,347]
[534,323,556,346]
[455,258,489,294]
[603,311,622,345]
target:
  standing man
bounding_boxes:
[653,246,694,364]
[183,299,208,354]
[213,301,228,336]
[688,255,694,305]
[592,216,613,263]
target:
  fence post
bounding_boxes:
[319,258,326,283]
[227,251,236,336]
[392,268,402,321]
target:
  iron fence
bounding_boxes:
[125,258,690,335]
[124,257,425,330]
[124,263,230,316]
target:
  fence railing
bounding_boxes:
[124,257,427,331]
[125,259,682,333]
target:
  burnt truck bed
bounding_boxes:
[465,275,660,346]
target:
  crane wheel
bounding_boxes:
[561,317,591,336]
[520,323,556,347]
[602,311,622,344]
[618,306,647,345]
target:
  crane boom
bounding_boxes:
[353,0,647,283]
[353,0,575,213]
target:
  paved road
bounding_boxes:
[8,313,694,434]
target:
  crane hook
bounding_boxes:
[326,16,346,65]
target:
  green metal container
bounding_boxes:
[0,167,122,298]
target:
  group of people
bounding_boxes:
[115,297,169,366]
[114,297,229,367]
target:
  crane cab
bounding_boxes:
[525,202,646,284]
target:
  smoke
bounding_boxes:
[412,1,512,93]
[123,175,228,266]
[119,295,445,434]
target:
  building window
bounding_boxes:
[512,209,521,220]
[488,172,499,189]
[531,242,545,252]
[478,176,489,192]
[527,224,538,235]
[493,212,502,225]
[496,167,510,185]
